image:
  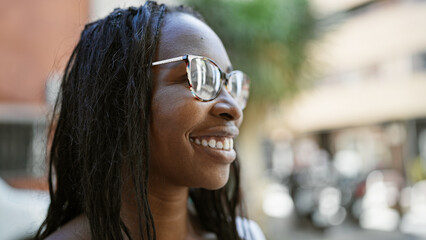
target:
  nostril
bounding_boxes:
[219,112,234,121]
[211,99,242,121]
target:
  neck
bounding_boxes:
[121,177,199,240]
[149,183,192,240]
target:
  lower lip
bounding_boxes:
[191,142,236,164]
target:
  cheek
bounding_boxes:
[150,86,202,137]
[149,86,202,177]
[149,87,230,189]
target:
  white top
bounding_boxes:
[188,201,266,240]
[200,217,266,240]
[236,217,266,240]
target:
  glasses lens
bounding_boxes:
[190,58,221,101]
[228,71,249,109]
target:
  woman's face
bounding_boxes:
[149,12,243,190]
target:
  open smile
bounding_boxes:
[189,136,236,164]
[190,136,234,151]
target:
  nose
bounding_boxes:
[210,88,243,122]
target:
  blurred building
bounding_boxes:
[264,0,426,238]
[283,0,426,134]
[0,1,89,189]
[0,2,90,238]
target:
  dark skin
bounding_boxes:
[46,12,243,240]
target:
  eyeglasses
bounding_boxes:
[152,55,249,109]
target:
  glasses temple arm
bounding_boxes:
[152,56,186,66]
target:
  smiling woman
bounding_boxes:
[34,1,264,240]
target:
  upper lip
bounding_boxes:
[189,126,239,138]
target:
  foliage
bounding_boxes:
[183,0,316,106]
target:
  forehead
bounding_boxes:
[155,12,231,70]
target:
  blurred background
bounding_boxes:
[1,0,426,239]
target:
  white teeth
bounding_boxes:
[191,137,234,151]
[223,139,230,150]
[208,139,216,148]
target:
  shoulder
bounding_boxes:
[45,215,91,240]
[236,217,266,240]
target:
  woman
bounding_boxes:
[35,1,263,239]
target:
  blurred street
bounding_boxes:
[267,218,425,240]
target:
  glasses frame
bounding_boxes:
[152,55,248,108]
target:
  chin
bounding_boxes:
[199,167,231,190]
[202,181,228,190]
